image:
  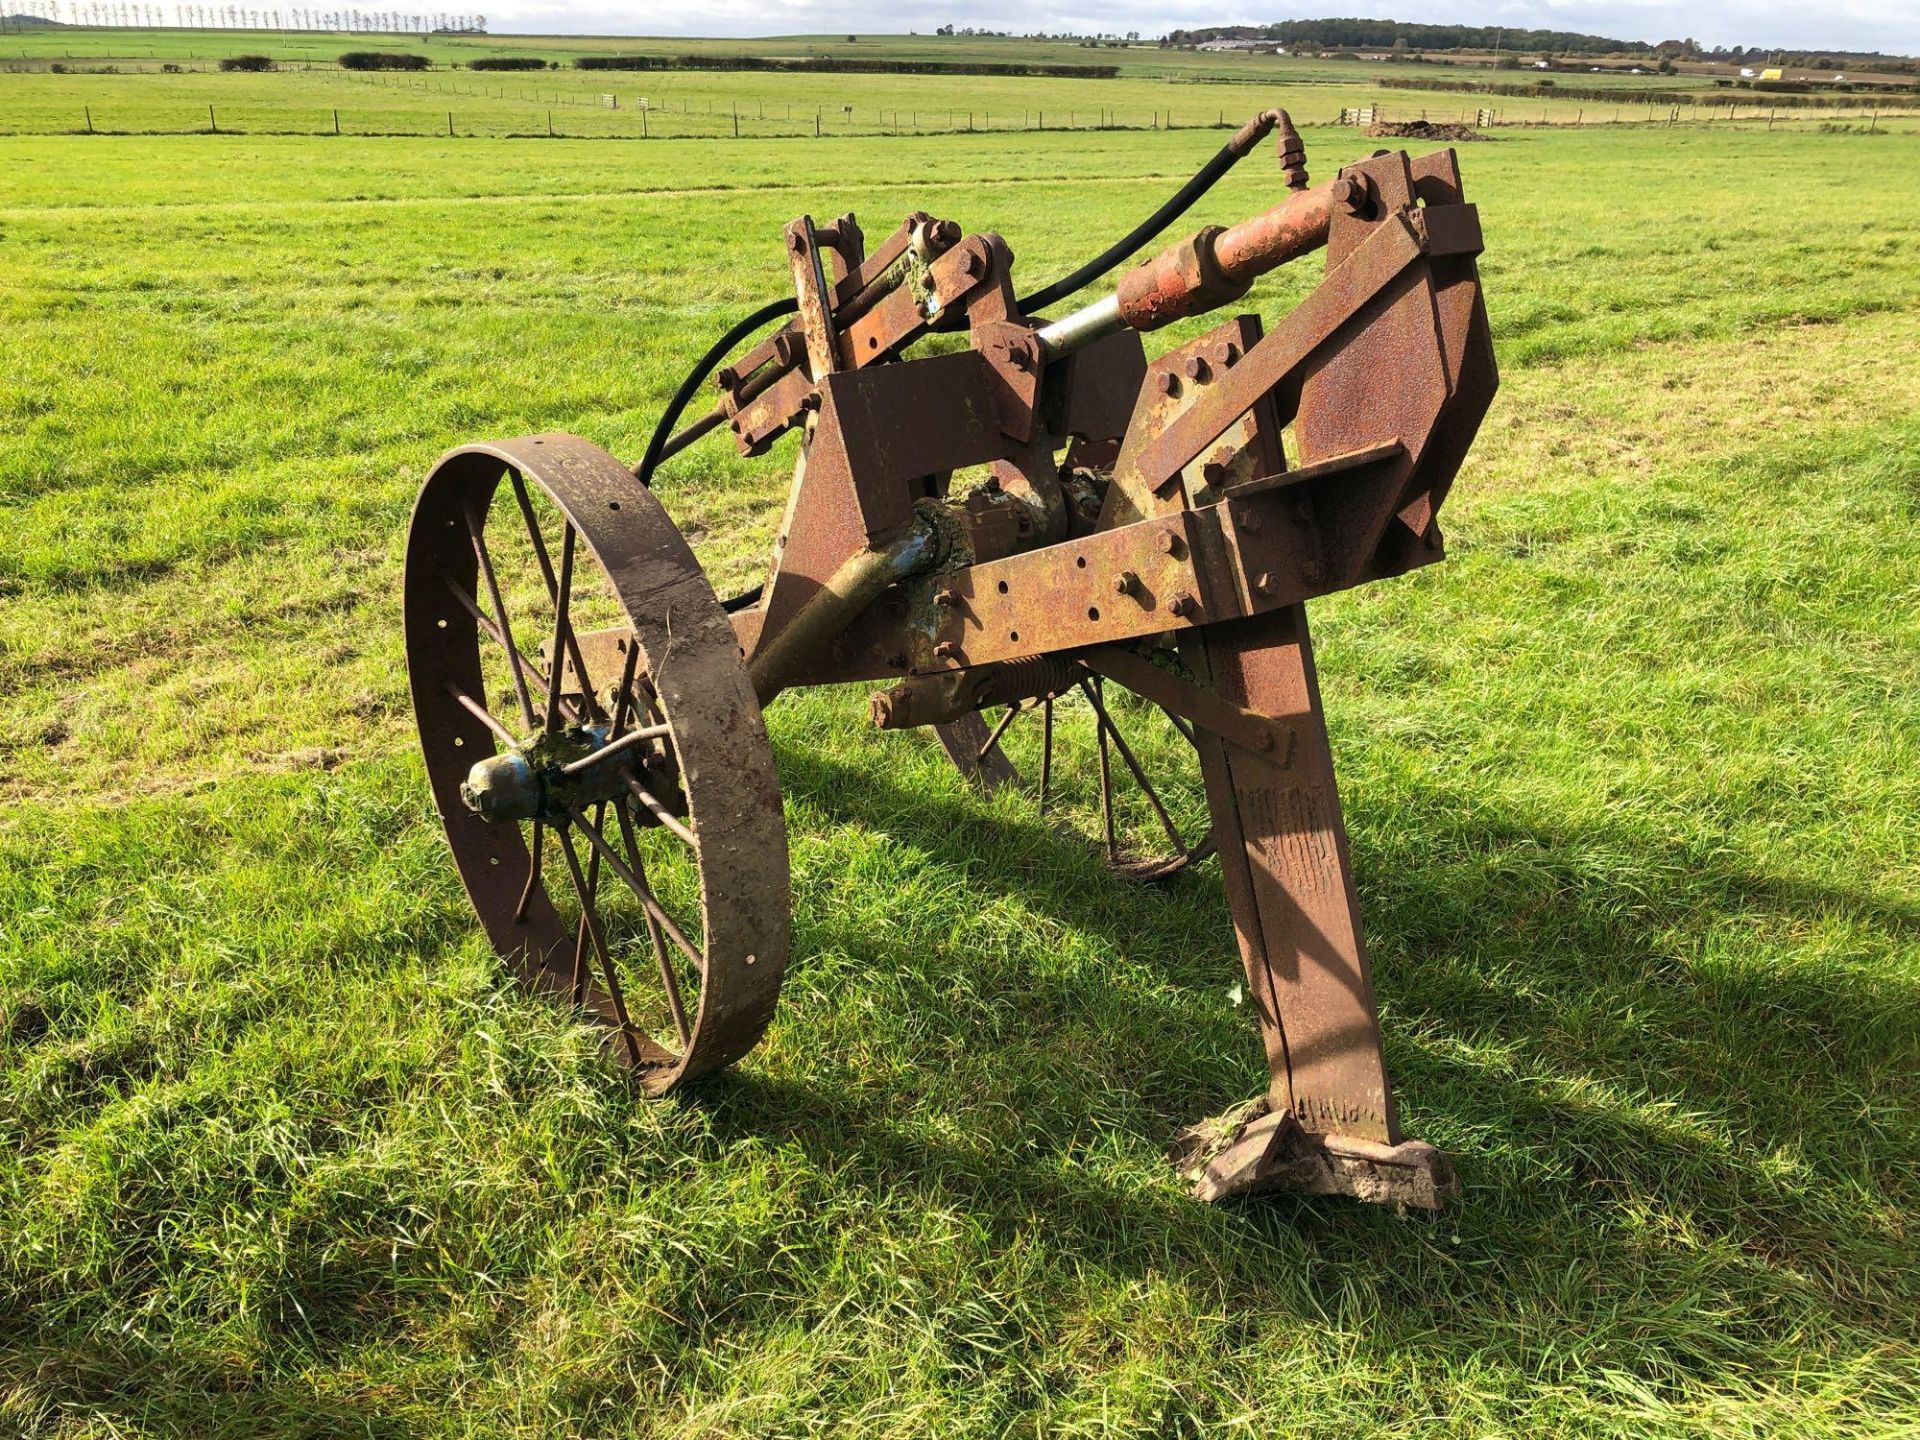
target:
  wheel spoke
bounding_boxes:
[464,498,537,729]
[1088,679,1118,860]
[437,568,580,726]
[443,680,519,747]
[554,823,643,1066]
[1083,680,1188,855]
[625,776,698,848]
[616,801,691,1049]
[571,801,609,1004]
[1038,696,1055,816]
[514,473,604,725]
[555,721,673,778]
[514,820,545,924]
[545,524,578,732]
[977,700,1024,762]
[567,807,703,968]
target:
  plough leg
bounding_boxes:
[1175,604,1457,1210]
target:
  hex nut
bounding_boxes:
[1183,355,1211,382]
[1156,530,1180,556]
[1156,371,1179,397]
[1113,570,1139,596]
[1168,591,1197,618]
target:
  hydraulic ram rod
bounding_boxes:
[1036,178,1340,362]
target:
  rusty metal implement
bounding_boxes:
[406,110,1495,1210]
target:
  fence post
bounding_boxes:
[208,104,216,134]
[447,111,453,137]
[641,107,647,138]
[84,104,92,133]
[815,107,820,137]
[333,107,339,134]
[547,109,552,137]
[732,102,738,137]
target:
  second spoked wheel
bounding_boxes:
[936,671,1214,882]
[405,434,789,1093]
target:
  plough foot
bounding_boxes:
[1171,1097,1457,1212]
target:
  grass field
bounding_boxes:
[2,48,1919,1439]
[4,27,1914,138]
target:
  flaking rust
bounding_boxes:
[407,108,1495,1211]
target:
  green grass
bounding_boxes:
[2,108,1919,1436]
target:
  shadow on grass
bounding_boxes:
[692,740,1920,1358]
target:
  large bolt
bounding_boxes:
[1113,570,1139,596]
[789,231,808,254]
[958,250,980,277]
[1253,571,1276,596]
[1216,340,1241,367]
[933,589,958,608]
[934,641,960,661]
[1156,371,1179,397]
[1156,530,1180,556]
[1202,462,1229,486]
[1167,591,1198,618]
[1332,173,1372,217]
[1183,355,1211,383]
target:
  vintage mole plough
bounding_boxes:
[406,109,1495,1209]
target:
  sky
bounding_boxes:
[464,1,1916,55]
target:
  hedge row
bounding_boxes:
[467,56,551,71]
[338,51,432,71]
[572,55,1118,79]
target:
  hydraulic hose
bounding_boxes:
[638,108,1296,614]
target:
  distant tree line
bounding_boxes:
[573,55,1118,78]
[466,55,548,70]
[1165,19,1642,56]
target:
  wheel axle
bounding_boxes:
[460,723,673,825]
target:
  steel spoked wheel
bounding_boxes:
[938,673,1214,882]
[406,433,789,1093]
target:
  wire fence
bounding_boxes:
[16,93,1918,140]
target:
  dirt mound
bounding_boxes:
[1363,119,1492,142]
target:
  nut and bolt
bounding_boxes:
[1112,570,1139,596]
[933,588,958,608]
[957,250,980,277]
[1332,173,1371,217]
[1155,371,1180,397]
[1167,591,1198,618]
[933,641,960,661]
[788,231,808,254]
[1155,530,1181,556]
[1253,570,1276,596]
[1216,340,1241,367]
[1183,355,1211,383]
[1202,462,1229,486]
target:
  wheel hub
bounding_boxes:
[460,723,656,825]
